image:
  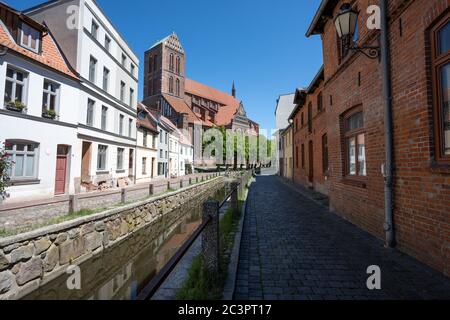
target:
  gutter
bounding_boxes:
[380,0,395,247]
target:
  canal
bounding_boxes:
[22,184,231,300]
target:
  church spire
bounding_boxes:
[232,81,236,98]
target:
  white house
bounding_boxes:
[0,3,81,202]
[26,0,139,191]
[136,103,158,183]
[274,92,296,176]
[160,115,180,178]
[178,128,194,176]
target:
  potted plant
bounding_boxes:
[42,108,57,119]
[5,100,27,113]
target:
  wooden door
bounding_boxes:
[55,145,69,195]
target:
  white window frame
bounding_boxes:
[5,140,39,181]
[42,79,60,114]
[120,81,126,102]
[128,118,133,138]
[104,35,111,52]
[97,145,108,171]
[117,147,124,170]
[101,105,108,130]
[119,114,124,135]
[20,23,40,53]
[4,66,28,106]
[89,56,97,83]
[91,20,99,40]
[87,99,95,126]
[103,67,110,92]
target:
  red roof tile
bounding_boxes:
[0,17,78,79]
[162,94,200,124]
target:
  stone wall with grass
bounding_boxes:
[0,174,224,300]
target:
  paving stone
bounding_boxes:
[234,175,450,300]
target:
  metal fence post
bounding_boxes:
[231,182,239,214]
[180,179,184,188]
[202,199,220,280]
[121,188,127,204]
[149,184,154,196]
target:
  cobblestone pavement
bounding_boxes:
[234,175,450,300]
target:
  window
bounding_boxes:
[142,157,147,175]
[97,145,108,171]
[5,141,39,180]
[176,56,181,74]
[159,130,163,143]
[169,53,174,71]
[86,99,95,126]
[4,67,27,105]
[20,23,40,53]
[91,20,99,39]
[149,56,153,72]
[128,118,133,137]
[169,76,174,94]
[121,53,127,67]
[101,106,108,130]
[129,88,134,107]
[119,114,124,135]
[153,55,158,71]
[89,56,97,82]
[295,146,299,169]
[143,129,148,147]
[295,118,298,131]
[317,92,323,112]
[103,67,110,91]
[160,149,163,158]
[432,14,450,161]
[301,144,305,169]
[130,64,135,76]
[42,80,60,115]
[343,109,366,176]
[322,134,329,174]
[165,151,168,159]
[117,148,124,170]
[176,79,180,97]
[153,135,156,149]
[301,112,304,126]
[165,132,168,144]
[308,102,313,133]
[120,81,126,102]
[105,35,111,52]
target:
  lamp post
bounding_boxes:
[334,3,380,59]
[334,2,395,248]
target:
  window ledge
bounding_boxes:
[340,178,367,189]
[96,170,109,175]
[8,179,41,187]
[429,160,450,174]
[116,170,126,174]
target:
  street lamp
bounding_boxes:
[334,3,380,59]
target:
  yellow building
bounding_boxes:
[281,125,293,180]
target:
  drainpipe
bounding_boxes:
[380,0,395,248]
[291,125,295,183]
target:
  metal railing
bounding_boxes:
[136,181,243,301]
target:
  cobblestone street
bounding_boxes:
[234,175,450,300]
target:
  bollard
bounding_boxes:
[180,179,184,188]
[121,188,127,204]
[202,199,220,281]
[167,181,171,190]
[230,182,239,215]
[149,184,154,196]
[69,194,79,214]
[189,178,192,185]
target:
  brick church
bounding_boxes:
[142,33,259,164]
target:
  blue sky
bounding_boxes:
[7,0,324,133]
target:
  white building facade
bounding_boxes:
[26,0,139,191]
[136,104,158,183]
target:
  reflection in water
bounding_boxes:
[23,185,229,300]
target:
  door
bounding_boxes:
[55,145,69,195]
[81,141,92,183]
[308,140,314,183]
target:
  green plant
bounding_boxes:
[0,143,11,200]
[6,100,27,111]
[42,108,57,118]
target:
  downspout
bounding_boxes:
[380,0,395,247]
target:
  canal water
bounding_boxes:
[23,184,230,300]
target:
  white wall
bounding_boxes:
[0,54,80,202]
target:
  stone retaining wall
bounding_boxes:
[0,175,225,300]
[0,173,219,230]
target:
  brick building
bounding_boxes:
[290,66,330,196]
[142,33,259,165]
[295,0,450,276]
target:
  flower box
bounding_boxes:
[5,101,27,113]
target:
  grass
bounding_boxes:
[0,208,100,238]
[176,195,247,300]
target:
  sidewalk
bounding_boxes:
[234,175,450,300]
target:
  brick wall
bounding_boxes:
[305,0,450,276]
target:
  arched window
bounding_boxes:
[176,78,180,96]
[148,56,153,72]
[176,56,181,74]
[4,140,40,180]
[153,55,158,71]
[169,53,174,71]
[169,76,174,94]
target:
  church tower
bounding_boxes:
[232,82,236,98]
[143,32,186,108]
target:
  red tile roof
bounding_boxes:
[0,16,78,79]
[137,103,158,133]
[162,94,200,124]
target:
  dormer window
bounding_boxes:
[20,23,40,53]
